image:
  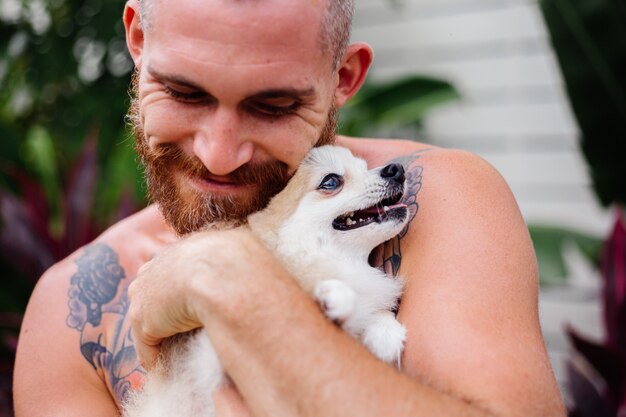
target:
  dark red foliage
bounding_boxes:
[0,136,103,280]
[568,209,626,416]
[0,134,140,345]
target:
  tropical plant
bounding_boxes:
[539,0,626,414]
[541,0,625,207]
[528,224,603,286]
[566,213,626,417]
[339,76,460,137]
[0,1,139,414]
[0,0,145,322]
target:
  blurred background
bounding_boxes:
[0,0,624,416]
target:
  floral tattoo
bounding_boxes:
[67,243,144,406]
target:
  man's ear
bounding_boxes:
[333,43,373,108]
[124,0,144,68]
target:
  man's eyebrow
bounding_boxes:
[147,66,316,100]
[148,67,205,90]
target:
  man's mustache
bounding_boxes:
[145,142,291,186]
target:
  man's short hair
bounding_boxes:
[137,0,354,70]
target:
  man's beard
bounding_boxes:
[128,71,337,235]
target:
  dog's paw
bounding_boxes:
[314,279,356,322]
[362,312,406,366]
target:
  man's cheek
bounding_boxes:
[142,101,196,147]
[248,119,321,169]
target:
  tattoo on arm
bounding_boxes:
[67,243,144,407]
[67,244,125,330]
[369,150,426,277]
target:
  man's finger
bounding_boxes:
[132,326,161,371]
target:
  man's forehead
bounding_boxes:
[147,0,326,42]
[143,0,330,68]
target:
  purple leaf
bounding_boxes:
[567,352,614,417]
[0,191,56,280]
[62,128,99,253]
[10,168,58,253]
[11,168,49,229]
[567,326,622,405]
[601,209,626,362]
[112,189,140,224]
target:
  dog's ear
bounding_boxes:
[248,171,308,247]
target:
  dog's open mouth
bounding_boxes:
[332,190,408,231]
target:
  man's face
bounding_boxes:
[128,0,338,235]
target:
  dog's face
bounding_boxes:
[257,146,409,256]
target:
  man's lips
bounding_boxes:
[204,175,237,185]
[182,173,252,194]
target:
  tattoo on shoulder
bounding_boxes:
[369,150,426,277]
[67,244,126,330]
[66,242,144,406]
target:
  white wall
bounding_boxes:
[352,0,612,236]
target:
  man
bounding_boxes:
[13,0,566,416]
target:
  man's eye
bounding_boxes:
[164,86,207,102]
[249,101,300,117]
[318,174,344,191]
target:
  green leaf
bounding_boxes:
[23,126,57,185]
[539,0,626,206]
[339,76,459,137]
[528,224,603,286]
[22,125,62,236]
[95,134,144,224]
[377,88,460,125]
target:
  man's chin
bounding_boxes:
[155,189,271,236]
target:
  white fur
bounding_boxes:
[124,145,409,417]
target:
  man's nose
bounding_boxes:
[380,163,405,184]
[192,108,253,176]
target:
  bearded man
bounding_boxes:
[14,1,566,416]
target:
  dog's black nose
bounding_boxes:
[380,163,405,184]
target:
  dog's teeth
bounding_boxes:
[346,218,355,226]
[383,206,390,212]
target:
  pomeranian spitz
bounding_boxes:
[124,145,410,417]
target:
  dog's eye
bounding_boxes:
[318,174,343,191]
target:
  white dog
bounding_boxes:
[124,145,410,417]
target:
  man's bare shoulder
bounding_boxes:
[93,204,177,273]
[14,205,176,413]
[336,135,435,167]
[338,136,515,271]
[29,204,174,304]
[340,136,536,298]
[339,135,524,242]
[341,137,564,415]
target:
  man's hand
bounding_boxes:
[128,227,290,370]
[128,239,200,369]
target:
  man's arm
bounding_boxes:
[14,260,120,417]
[14,206,175,416]
[131,229,493,417]
[397,148,564,415]
[129,148,565,417]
